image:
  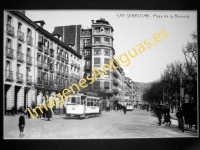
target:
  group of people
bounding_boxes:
[116,101,128,114]
[154,105,171,127]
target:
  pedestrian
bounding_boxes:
[123,101,127,115]
[157,105,162,126]
[163,112,171,127]
[18,112,25,137]
[106,100,110,112]
[12,106,15,116]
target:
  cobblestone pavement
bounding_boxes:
[4,108,198,139]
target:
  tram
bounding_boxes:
[126,101,134,111]
[65,92,101,119]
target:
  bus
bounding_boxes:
[65,92,101,119]
[126,101,134,111]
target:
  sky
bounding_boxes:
[25,10,197,83]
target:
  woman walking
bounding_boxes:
[19,112,25,137]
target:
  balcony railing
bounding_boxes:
[16,73,23,82]
[113,70,119,78]
[84,54,91,59]
[5,46,14,59]
[93,31,112,36]
[84,65,91,69]
[27,36,33,46]
[83,43,92,47]
[113,78,119,86]
[17,30,24,41]
[6,24,14,36]
[38,42,43,52]
[5,70,13,80]
[26,55,32,65]
[37,60,43,68]
[92,42,113,47]
[17,52,24,62]
[44,46,49,54]
[26,75,32,83]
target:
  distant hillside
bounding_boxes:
[134,82,152,92]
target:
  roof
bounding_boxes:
[9,11,82,58]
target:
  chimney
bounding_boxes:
[33,20,46,28]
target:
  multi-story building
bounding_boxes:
[4,11,82,115]
[52,18,115,108]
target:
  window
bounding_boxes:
[85,61,90,67]
[27,48,31,56]
[7,15,12,25]
[37,70,42,79]
[71,97,76,104]
[57,47,60,54]
[94,49,101,55]
[104,37,110,43]
[104,58,110,64]
[104,70,110,78]
[104,49,110,56]
[94,58,100,66]
[95,27,101,33]
[93,81,100,89]
[104,81,110,89]
[105,28,110,34]
[50,42,53,49]
[38,34,43,43]
[76,97,81,104]
[37,53,43,61]
[6,61,11,71]
[86,50,91,56]
[17,43,22,52]
[6,38,12,48]
[18,22,22,31]
[27,28,32,37]
[94,37,101,43]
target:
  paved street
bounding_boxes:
[4,108,197,139]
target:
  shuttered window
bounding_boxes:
[104,82,110,89]
[94,58,100,66]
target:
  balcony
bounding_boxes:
[26,55,32,65]
[113,70,119,78]
[43,63,49,70]
[37,60,43,68]
[84,54,91,59]
[83,43,92,48]
[113,78,119,86]
[16,73,23,82]
[60,55,65,62]
[38,42,43,52]
[84,65,91,70]
[17,30,24,41]
[93,31,112,36]
[26,75,32,83]
[44,46,49,54]
[57,53,60,60]
[5,46,14,59]
[27,36,33,46]
[50,49,54,57]
[65,59,69,64]
[5,70,13,80]
[17,52,24,62]
[6,24,14,36]
[92,42,113,47]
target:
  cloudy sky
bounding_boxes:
[25,10,197,83]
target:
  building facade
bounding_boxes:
[4,11,82,114]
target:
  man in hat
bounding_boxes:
[18,112,25,137]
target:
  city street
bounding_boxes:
[4,108,197,139]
